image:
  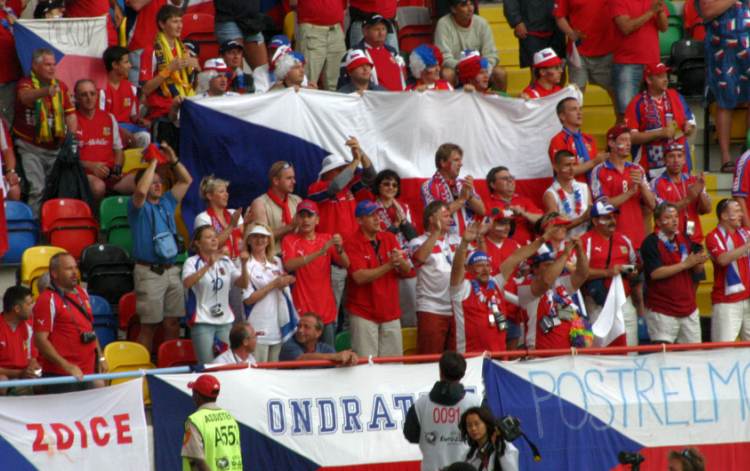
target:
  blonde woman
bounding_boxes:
[242,222,297,362]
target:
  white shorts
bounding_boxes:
[645,309,701,344]
[586,295,639,346]
[711,299,750,342]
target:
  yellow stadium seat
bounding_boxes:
[104,341,155,404]
[582,85,613,107]
[122,147,148,174]
[402,327,417,356]
[491,24,518,50]
[479,4,506,24]
[506,68,531,96]
[709,104,748,142]
[20,246,67,297]
[499,48,520,68]
[284,12,296,43]
[582,106,617,137]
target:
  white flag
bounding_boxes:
[592,274,626,346]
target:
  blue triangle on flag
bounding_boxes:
[148,375,321,471]
[13,22,65,76]
[179,99,333,234]
[0,433,36,470]
[482,359,645,470]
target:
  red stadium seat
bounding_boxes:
[40,199,99,259]
[157,339,197,367]
[397,6,435,54]
[118,291,167,350]
[398,25,435,55]
[181,13,219,66]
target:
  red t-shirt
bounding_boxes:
[610,0,668,64]
[523,82,562,99]
[651,173,704,244]
[553,0,615,57]
[483,237,520,276]
[641,232,698,316]
[591,160,648,248]
[581,229,637,296]
[366,44,404,91]
[343,229,406,323]
[128,0,166,51]
[548,128,598,183]
[350,0,397,18]
[76,109,120,169]
[0,10,21,84]
[101,80,139,124]
[452,279,507,353]
[683,0,706,41]
[518,277,575,350]
[297,0,345,25]
[65,0,118,46]
[281,232,343,324]
[0,316,35,371]
[33,288,97,375]
[706,226,750,305]
[484,193,542,246]
[13,78,76,150]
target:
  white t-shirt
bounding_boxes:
[182,255,241,325]
[544,180,590,238]
[242,256,286,345]
[408,233,461,315]
[194,209,244,263]
[210,349,257,366]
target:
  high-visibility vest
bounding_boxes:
[183,407,243,471]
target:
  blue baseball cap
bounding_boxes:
[355,200,379,217]
[269,35,291,49]
[467,250,491,266]
[591,198,619,218]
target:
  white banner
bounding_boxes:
[18,17,108,58]
[155,357,484,467]
[0,380,150,470]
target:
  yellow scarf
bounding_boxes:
[155,32,194,98]
[30,71,64,144]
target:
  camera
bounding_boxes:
[540,316,555,334]
[496,416,522,441]
[80,331,97,344]
[491,304,507,331]
[618,451,644,466]
[210,304,224,318]
[621,264,636,274]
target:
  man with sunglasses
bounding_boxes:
[128,142,193,354]
[74,79,135,205]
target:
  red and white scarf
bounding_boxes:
[207,207,242,259]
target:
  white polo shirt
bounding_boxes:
[408,233,461,316]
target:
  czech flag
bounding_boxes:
[14,17,109,91]
[179,87,579,234]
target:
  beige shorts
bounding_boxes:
[711,300,750,342]
[133,264,185,324]
[645,308,701,344]
[347,310,402,358]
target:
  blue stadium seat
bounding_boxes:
[1,201,38,264]
[90,294,117,348]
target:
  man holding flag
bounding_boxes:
[581,198,639,346]
[706,198,750,342]
[13,48,77,215]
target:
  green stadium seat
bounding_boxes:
[99,196,133,255]
[335,331,351,352]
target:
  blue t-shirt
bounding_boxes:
[279,337,336,361]
[127,191,178,264]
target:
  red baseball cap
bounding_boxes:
[188,374,220,399]
[644,62,670,78]
[296,199,319,215]
[606,124,630,142]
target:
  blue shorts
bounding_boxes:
[215,21,265,45]
[506,320,522,341]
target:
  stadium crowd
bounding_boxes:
[1,0,750,404]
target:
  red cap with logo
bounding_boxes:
[644,62,670,78]
[606,124,631,142]
[188,374,221,399]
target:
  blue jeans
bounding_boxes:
[215,21,265,45]
[348,21,399,52]
[612,63,644,115]
[191,322,233,364]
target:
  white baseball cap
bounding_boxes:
[318,154,350,177]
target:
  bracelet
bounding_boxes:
[4,168,15,175]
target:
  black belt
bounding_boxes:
[136,261,174,269]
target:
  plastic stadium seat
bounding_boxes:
[90,294,112,317]
[402,327,418,356]
[90,294,117,348]
[122,148,148,174]
[40,198,99,259]
[20,246,67,297]
[334,331,351,352]
[100,196,133,255]
[104,341,155,404]
[79,244,134,304]
[398,25,435,55]
[181,13,219,66]
[118,291,138,332]
[157,339,197,367]
[1,201,38,264]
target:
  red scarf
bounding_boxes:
[207,207,242,258]
[266,190,292,225]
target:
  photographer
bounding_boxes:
[459,406,519,471]
[668,447,705,471]
[33,253,107,394]
[128,142,193,354]
[182,225,250,364]
[581,198,639,346]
